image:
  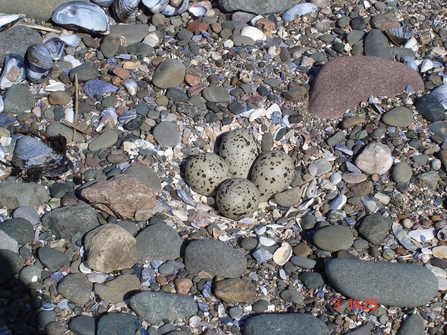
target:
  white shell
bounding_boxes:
[408,228,435,242]
[240,26,266,41]
[79,261,93,274]
[189,315,201,328]
[123,78,138,95]
[282,3,318,21]
[431,84,447,109]
[437,226,447,241]
[273,242,292,265]
[259,236,276,246]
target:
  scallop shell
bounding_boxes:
[0,13,25,32]
[0,53,26,90]
[52,1,110,35]
[240,26,266,41]
[26,43,53,83]
[282,3,318,22]
[113,0,140,22]
[142,0,169,13]
[273,242,292,265]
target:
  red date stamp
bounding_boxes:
[333,297,378,311]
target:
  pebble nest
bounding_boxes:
[0,0,447,334]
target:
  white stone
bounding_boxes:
[259,236,276,246]
[374,192,390,205]
[355,143,393,174]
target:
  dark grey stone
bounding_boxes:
[3,84,35,114]
[69,315,96,335]
[299,272,324,289]
[202,85,231,103]
[396,314,425,335]
[130,291,198,324]
[325,259,438,307]
[185,239,247,278]
[415,94,445,122]
[38,310,56,330]
[414,171,440,190]
[37,247,70,272]
[41,203,99,243]
[57,273,92,306]
[0,249,23,284]
[69,62,99,82]
[364,29,392,59]
[218,0,298,15]
[358,213,391,244]
[243,313,330,335]
[97,313,138,335]
[313,225,354,252]
[136,223,183,263]
[0,218,34,246]
[153,121,180,147]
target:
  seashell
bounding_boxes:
[161,0,189,16]
[408,228,435,243]
[43,37,65,61]
[240,26,266,41]
[431,158,441,170]
[52,1,110,35]
[420,58,443,73]
[12,135,72,180]
[189,315,201,328]
[41,303,57,311]
[122,78,138,95]
[113,0,140,22]
[282,3,318,21]
[392,222,417,251]
[83,79,118,98]
[0,54,26,90]
[177,189,197,206]
[142,0,169,14]
[87,272,111,283]
[26,43,53,83]
[305,179,318,199]
[400,56,418,72]
[330,172,342,184]
[430,85,447,109]
[91,0,115,6]
[360,195,379,213]
[334,144,353,155]
[385,25,413,46]
[259,236,276,246]
[403,36,418,51]
[0,13,25,32]
[79,261,93,274]
[202,281,212,298]
[59,34,82,48]
[272,242,292,265]
[188,5,207,18]
[329,194,346,210]
[437,226,447,241]
[252,248,273,263]
[0,96,4,113]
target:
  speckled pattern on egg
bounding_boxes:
[216,178,260,220]
[251,150,295,202]
[185,153,230,196]
[219,129,259,179]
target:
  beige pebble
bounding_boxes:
[432,246,447,259]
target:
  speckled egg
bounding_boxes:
[250,150,295,202]
[216,178,260,220]
[185,153,230,196]
[220,129,259,179]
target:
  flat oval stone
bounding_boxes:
[381,106,413,127]
[313,225,354,252]
[243,313,330,335]
[325,258,438,307]
[152,59,185,89]
[342,173,367,184]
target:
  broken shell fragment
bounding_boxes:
[273,242,292,266]
[0,54,26,90]
[0,13,25,32]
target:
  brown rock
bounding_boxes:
[48,91,71,105]
[283,86,307,101]
[94,274,140,303]
[80,174,156,220]
[370,14,401,31]
[308,56,424,119]
[174,277,193,294]
[84,224,136,273]
[187,21,210,32]
[112,67,130,80]
[214,278,257,304]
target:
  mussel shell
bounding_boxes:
[161,0,189,16]
[431,84,447,109]
[142,0,169,13]
[113,0,140,22]
[282,3,318,21]
[83,79,118,98]
[44,37,65,61]
[188,5,207,18]
[0,13,25,32]
[12,136,72,180]
[26,43,53,84]
[0,53,26,90]
[52,1,110,35]
[385,25,413,46]
[91,0,115,6]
